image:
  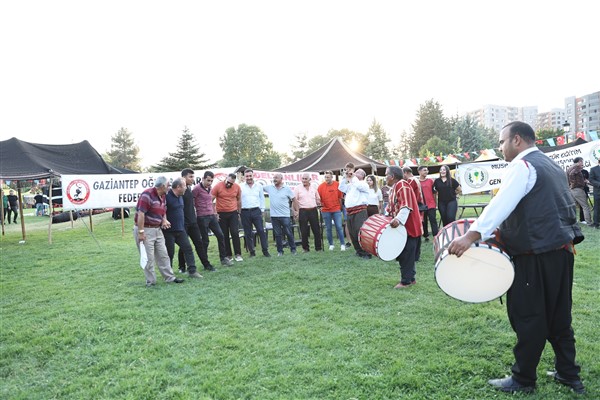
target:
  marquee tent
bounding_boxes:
[275,137,388,176]
[0,137,118,180]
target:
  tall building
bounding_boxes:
[537,108,566,131]
[466,105,538,132]
[564,91,600,140]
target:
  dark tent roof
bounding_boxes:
[539,137,586,153]
[275,137,388,175]
[0,137,117,180]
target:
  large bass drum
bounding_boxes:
[359,214,407,261]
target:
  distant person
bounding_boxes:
[433,165,461,227]
[567,157,591,225]
[448,121,584,394]
[580,168,590,222]
[211,173,244,262]
[179,168,215,273]
[339,168,371,259]
[7,189,19,224]
[386,166,422,288]
[588,158,600,228]
[34,191,45,216]
[317,171,346,251]
[164,178,203,279]
[292,173,323,252]
[365,174,383,216]
[263,173,298,256]
[418,165,439,241]
[134,176,184,287]
[193,171,234,267]
[240,168,271,257]
[2,189,9,224]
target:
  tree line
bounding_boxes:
[104,99,561,172]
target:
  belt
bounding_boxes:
[241,207,260,211]
[300,207,317,211]
[144,224,161,228]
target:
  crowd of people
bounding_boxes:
[132,121,592,395]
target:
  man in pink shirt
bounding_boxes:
[292,173,323,252]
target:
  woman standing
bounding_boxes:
[433,165,461,227]
[366,175,383,216]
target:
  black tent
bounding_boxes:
[275,137,388,175]
[0,137,116,180]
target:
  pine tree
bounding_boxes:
[408,100,451,156]
[364,119,391,160]
[152,127,216,172]
[105,127,141,171]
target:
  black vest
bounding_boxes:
[182,186,197,225]
[500,150,576,255]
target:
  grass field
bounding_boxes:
[1,198,599,399]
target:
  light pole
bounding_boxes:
[563,121,571,143]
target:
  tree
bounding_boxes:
[105,127,141,171]
[448,115,495,154]
[419,136,454,158]
[536,128,564,141]
[219,124,282,170]
[363,119,391,160]
[306,128,366,154]
[408,100,451,156]
[152,127,216,172]
[289,133,310,162]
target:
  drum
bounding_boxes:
[433,219,514,303]
[359,214,407,261]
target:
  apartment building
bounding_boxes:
[466,105,538,132]
[564,91,600,139]
[537,109,567,131]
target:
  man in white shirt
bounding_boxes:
[339,168,371,259]
[448,121,584,395]
[240,169,271,257]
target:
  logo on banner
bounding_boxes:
[590,143,600,163]
[66,179,91,205]
[464,167,488,189]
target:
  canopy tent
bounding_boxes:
[439,155,462,165]
[0,137,117,180]
[0,137,122,242]
[275,137,388,175]
[474,149,500,162]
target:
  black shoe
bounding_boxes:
[345,242,351,247]
[178,268,186,274]
[547,371,585,394]
[263,251,271,257]
[203,265,216,272]
[250,251,256,257]
[171,278,185,283]
[488,376,534,393]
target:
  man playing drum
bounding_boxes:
[385,166,423,288]
[448,121,585,394]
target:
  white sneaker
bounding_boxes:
[340,244,346,251]
[234,255,243,262]
[329,245,335,251]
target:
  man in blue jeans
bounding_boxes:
[263,173,297,256]
[240,169,271,257]
[317,170,346,251]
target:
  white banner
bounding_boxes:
[457,140,600,194]
[61,169,320,210]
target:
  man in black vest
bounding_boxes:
[448,121,585,394]
[588,157,600,228]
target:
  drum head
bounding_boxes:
[377,224,408,261]
[435,246,514,303]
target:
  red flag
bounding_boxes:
[436,156,443,162]
[463,152,470,160]
[399,159,404,167]
[576,132,585,139]
[556,136,565,145]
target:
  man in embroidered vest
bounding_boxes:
[448,121,584,394]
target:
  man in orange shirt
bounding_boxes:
[317,170,346,251]
[211,173,243,262]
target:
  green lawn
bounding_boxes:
[1,204,598,399]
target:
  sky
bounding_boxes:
[1,0,599,168]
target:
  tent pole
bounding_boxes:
[121,207,125,237]
[70,210,74,228]
[89,209,93,232]
[1,186,5,236]
[17,185,26,241]
[47,177,53,244]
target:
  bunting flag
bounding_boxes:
[590,131,599,141]
[416,158,421,164]
[410,158,417,165]
[576,132,585,139]
[546,138,555,147]
[535,139,544,145]
[556,136,565,145]
[436,156,442,162]
[464,152,470,160]
[399,159,404,167]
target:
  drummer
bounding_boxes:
[385,166,423,289]
[447,121,585,394]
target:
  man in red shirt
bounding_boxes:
[317,170,346,251]
[386,166,423,288]
[418,165,439,241]
[134,176,184,286]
